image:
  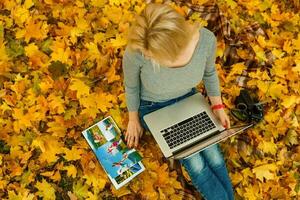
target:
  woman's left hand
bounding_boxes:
[212,108,231,129]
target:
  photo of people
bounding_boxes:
[107,138,128,155]
[82,116,145,190]
[114,162,143,184]
[86,125,107,149]
[96,142,142,179]
[98,117,121,141]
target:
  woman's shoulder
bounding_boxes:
[123,46,144,62]
[199,27,217,50]
[201,27,216,39]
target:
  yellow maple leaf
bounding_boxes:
[252,163,277,182]
[283,40,293,54]
[47,118,67,136]
[35,179,56,200]
[69,78,90,98]
[271,48,285,58]
[48,93,65,114]
[32,135,65,164]
[50,47,73,66]
[224,0,237,9]
[230,171,243,185]
[95,92,117,112]
[12,108,32,133]
[291,115,299,128]
[104,5,123,24]
[257,139,277,155]
[226,62,246,81]
[140,173,158,199]
[40,171,55,177]
[8,190,35,200]
[83,171,107,191]
[156,163,169,186]
[56,22,73,37]
[23,18,49,43]
[257,80,288,99]
[94,32,106,44]
[105,65,120,83]
[90,0,106,7]
[63,146,84,161]
[264,108,281,123]
[252,44,267,62]
[293,33,300,50]
[85,42,101,61]
[257,35,267,48]
[110,33,127,48]
[244,184,260,200]
[110,184,131,198]
[0,102,11,114]
[158,187,167,200]
[192,0,210,5]
[236,48,250,60]
[81,107,99,119]
[86,191,99,200]
[11,6,30,26]
[62,164,77,178]
[24,0,34,9]
[281,95,300,108]
[292,58,300,74]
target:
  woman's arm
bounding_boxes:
[122,47,142,119]
[208,96,223,105]
[202,33,222,103]
[122,47,145,148]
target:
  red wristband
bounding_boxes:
[211,104,225,110]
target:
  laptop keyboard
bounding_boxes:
[160,112,216,149]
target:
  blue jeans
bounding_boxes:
[138,88,234,200]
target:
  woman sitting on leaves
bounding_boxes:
[122,3,234,200]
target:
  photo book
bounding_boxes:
[82,116,145,189]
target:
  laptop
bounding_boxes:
[143,92,254,160]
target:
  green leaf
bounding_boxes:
[0,24,4,39]
[48,61,68,80]
[259,0,272,11]
[294,172,300,180]
[40,38,53,55]
[284,129,298,146]
[32,71,41,95]
[295,182,300,193]
[73,180,89,200]
[0,140,10,154]
[6,39,25,58]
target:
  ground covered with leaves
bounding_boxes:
[0,0,300,199]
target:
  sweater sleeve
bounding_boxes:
[122,47,141,112]
[202,34,221,97]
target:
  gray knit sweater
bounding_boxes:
[122,27,221,112]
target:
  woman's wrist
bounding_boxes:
[211,104,225,110]
[128,111,140,121]
[208,96,223,106]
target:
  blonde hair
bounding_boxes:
[126,3,200,72]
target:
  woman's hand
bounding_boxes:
[212,108,231,129]
[124,119,144,148]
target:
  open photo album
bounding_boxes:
[82,116,145,189]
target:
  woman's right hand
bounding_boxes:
[124,119,144,148]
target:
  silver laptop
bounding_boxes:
[143,92,254,160]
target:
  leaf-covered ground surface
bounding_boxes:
[0,0,300,199]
